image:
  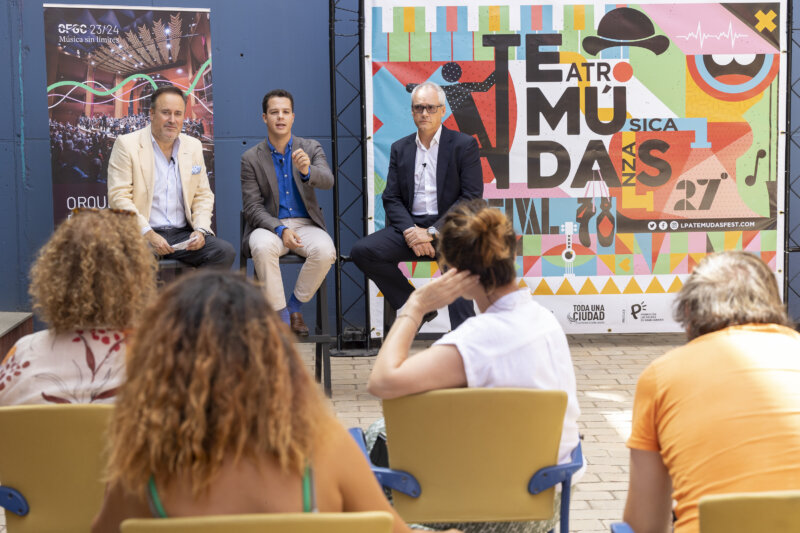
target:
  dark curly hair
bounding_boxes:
[29,209,157,333]
[105,271,332,498]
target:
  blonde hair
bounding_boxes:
[29,209,157,333]
[674,251,793,340]
[105,271,331,498]
[438,199,517,291]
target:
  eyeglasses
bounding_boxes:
[411,104,444,115]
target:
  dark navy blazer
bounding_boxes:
[381,126,484,232]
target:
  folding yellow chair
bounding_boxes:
[699,490,800,532]
[351,388,582,533]
[120,511,394,532]
[0,404,113,533]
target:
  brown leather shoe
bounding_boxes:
[290,312,309,336]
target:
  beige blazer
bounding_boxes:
[107,124,215,233]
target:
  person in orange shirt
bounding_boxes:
[623,251,800,533]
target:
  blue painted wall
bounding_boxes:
[1,0,353,328]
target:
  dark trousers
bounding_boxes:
[350,216,475,329]
[155,226,236,269]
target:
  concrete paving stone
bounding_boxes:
[570,499,590,510]
[580,420,627,428]
[579,427,625,435]
[584,456,629,465]
[598,472,631,482]
[334,405,363,412]
[568,519,604,531]
[573,490,615,501]
[588,498,627,510]
[581,449,610,458]
[594,435,633,443]
[584,464,625,473]
[606,449,632,459]
[578,381,624,388]
[577,414,606,421]
[583,482,629,491]
[573,509,623,519]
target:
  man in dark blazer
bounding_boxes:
[351,82,484,330]
[241,89,335,335]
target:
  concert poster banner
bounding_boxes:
[43,4,214,225]
[364,0,786,335]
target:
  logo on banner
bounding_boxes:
[628,301,665,323]
[567,304,606,324]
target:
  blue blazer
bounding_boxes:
[381,126,483,231]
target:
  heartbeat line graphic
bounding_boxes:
[675,20,749,49]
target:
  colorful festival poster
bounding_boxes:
[365,0,786,334]
[43,4,214,225]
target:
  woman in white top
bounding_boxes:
[367,200,581,533]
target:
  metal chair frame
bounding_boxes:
[239,212,334,397]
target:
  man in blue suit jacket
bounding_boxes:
[351,82,484,329]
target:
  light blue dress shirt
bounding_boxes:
[147,135,187,232]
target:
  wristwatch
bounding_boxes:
[427,226,438,238]
[197,228,211,236]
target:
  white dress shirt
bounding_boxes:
[147,135,187,232]
[411,126,441,217]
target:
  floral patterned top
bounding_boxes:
[0,328,127,405]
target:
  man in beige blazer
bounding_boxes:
[241,89,335,335]
[107,85,234,269]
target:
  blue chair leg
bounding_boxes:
[560,475,573,533]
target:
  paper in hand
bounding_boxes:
[171,234,199,251]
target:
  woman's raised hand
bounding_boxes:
[406,269,480,315]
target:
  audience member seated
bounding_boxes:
[622,251,800,533]
[366,199,582,532]
[91,271,455,533]
[0,208,157,405]
[50,119,114,183]
[77,112,208,141]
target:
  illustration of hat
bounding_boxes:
[582,7,669,56]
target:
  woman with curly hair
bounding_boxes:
[91,271,450,533]
[0,208,157,405]
[367,199,582,533]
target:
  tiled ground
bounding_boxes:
[300,332,686,533]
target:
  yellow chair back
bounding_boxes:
[120,511,394,532]
[382,388,567,523]
[0,404,113,533]
[699,490,800,533]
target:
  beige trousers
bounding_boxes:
[249,218,336,310]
